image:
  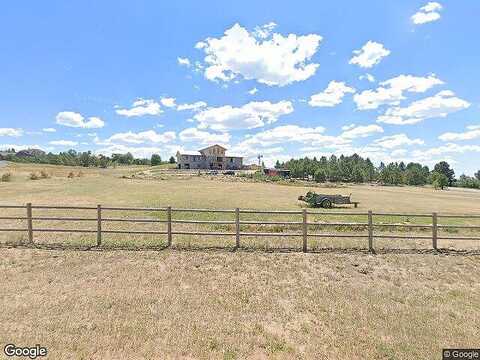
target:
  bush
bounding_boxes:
[67,172,75,179]
[1,173,12,182]
[40,170,50,179]
[29,172,40,180]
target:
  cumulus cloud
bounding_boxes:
[439,125,480,141]
[177,57,191,67]
[49,140,78,147]
[377,90,470,125]
[0,128,23,137]
[160,97,176,108]
[412,2,443,25]
[115,99,163,117]
[349,41,390,68]
[340,124,383,139]
[308,81,355,107]
[354,74,444,110]
[177,101,208,112]
[373,134,424,149]
[248,87,259,95]
[95,144,180,160]
[42,128,56,133]
[359,73,375,83]
[193,100,293,131]
[179,127,230,145]
[195,23,322,86]
[56,112,105,129]
[104,130,176,145]
[412,143,480,159]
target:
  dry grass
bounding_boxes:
[1,248,479,359]
[1,162,480,359]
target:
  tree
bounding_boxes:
[475,170,480,181]
[274,160,282,169]
[405,163,428,186]
[314,168,327,183]
[434,161,455,186]
[151,154,162,166]
[431,171,449,190]
[169,156,176,164]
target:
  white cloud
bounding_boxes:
[105,130,176,145]
[195,23,322,86]
[0,128,23,137]
[412,2,443,25]
[340,124,384,139]
[55,112,105,129]
[253,22,277,39]
[373,134,424,149]
[179,127,230,145]
[0,144,44,151]
[377,90,470,125]
[177,57,191,67]
[349,41,390,68]
[308,81,355,107]
[177,101,208,112]
[354,74,444,110]
[248,87,259,95]
[439,125,480,141]
[49,140,78,147]
[160,97,176,108]
[412,143,480,159]
[115,99,163,117]
[95,144,179,160]
[42,128,56,133]
[359,73,375,83]
[193,100,293,131]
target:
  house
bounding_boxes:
[176,145,243,170]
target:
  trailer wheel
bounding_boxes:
[321,199,332,208]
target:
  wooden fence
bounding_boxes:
[1,203,480,252]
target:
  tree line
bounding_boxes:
[1,149,176,168]
[276,154,480,190]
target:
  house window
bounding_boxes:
[230,158,233,162]
[217,157,222,162]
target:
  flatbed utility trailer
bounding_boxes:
[298,191,359,208]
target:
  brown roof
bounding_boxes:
[198,144,227,152]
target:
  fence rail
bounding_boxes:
[1,203,480,252]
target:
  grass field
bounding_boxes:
[1,162,479,359]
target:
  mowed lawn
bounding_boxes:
[1,163,480,359]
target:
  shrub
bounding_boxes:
[1,173,12,182]
[67,172,75,179]
[40,170,50,179]
[29,172,40,180]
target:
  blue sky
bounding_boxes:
[1,1,479,174]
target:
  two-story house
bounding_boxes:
[176,145,243,170]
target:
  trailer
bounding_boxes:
[298,191,359,208]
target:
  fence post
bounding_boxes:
[26,203,33,244]
[97,204,102,246]
[302,208,308,253]
[432,212,438,250]
[167,206,172,246]
[235,208,240,248]
[368,210,373,252]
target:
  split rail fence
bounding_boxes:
[1,203,480,251]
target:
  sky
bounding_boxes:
[0,0,479,174]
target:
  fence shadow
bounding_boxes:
[1,242,479,256]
